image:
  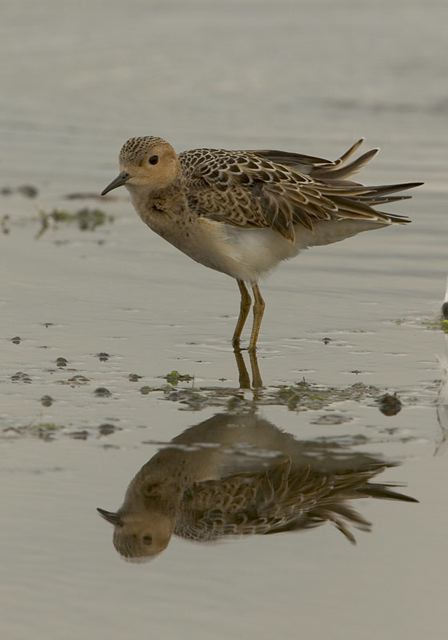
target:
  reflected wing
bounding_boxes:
[175,459,416,543]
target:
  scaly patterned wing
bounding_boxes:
[174,459,397,542]
[179,142,421,243]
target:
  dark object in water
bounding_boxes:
[378,393,402,416]
[17,184,38,198]
[95,387,112,398]
[442,302,448,320]
[41,395,53,407]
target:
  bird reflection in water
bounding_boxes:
[98,412,417,561]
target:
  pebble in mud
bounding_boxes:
[378,393,402,416]
[11,336,21,344]
[97,352,110,362]
[94,387,112,398]
[17,184,39,198]
[1,215,10,234]
[56,357,68,368]
[40,395,53,407]
[11,371,31,383]
[140,386,154,395]
[128,373,142,382]
[65,375,90,386]
[67,430,89,440]
[98,423,118,436]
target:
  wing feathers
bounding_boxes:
[180,140,421,242]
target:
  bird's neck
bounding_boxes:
[127,179,189,238]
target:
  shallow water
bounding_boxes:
[1,1,448,639]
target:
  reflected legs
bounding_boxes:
[232,279,252,349]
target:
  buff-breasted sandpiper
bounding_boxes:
[102,137,422,351]
[97,412,417,560]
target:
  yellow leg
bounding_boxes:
[249,349,263,389]
[233,349,250,389]
[233,349,263,390]
[248,284,265,352]
[232,280,251,350]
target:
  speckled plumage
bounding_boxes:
[102,136,422,350]
[97,412,417,558]
[175,458,390,543]
[177,140,415,242]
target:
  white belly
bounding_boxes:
[175,218,388,283]
[147,213,388,284]
[166,218,299,283]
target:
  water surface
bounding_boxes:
[1,1,447,639]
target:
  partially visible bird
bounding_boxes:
[102,136,422,351]
[436,277,448,455]
[97,412,417,560]
[442,277,448,320]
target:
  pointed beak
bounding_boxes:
[97,507,123,526]
[101,171,130,196]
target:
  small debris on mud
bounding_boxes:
[11,371,31,383]
[56,357,68,368]
[378,393,402,416]
[94,387,112,398]
[11,336,21,344]
[97,352,110,362]
[40,395,53,407]
[140,385,155,395]
[58,375,90,386]
[1,184,38,198]
[17,184,39,198]
[36,207,114,238]
[164,370,194,385]
[1,215,10,234]
[67,430,89,440]
[5,422,64,441]
[128,373,142,382]
[98,423,119,436]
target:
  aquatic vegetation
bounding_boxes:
[422,318,448,333]
[2,422,65,442]
[159,379,382,412]
[36,207,114,237]
[164,370,194,385]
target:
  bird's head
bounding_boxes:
[97,507,174,561]
[101,136,180,196]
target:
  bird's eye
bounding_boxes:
[148,155,159,165]
[142,534,153,545]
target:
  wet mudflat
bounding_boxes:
[1,1,448,639]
